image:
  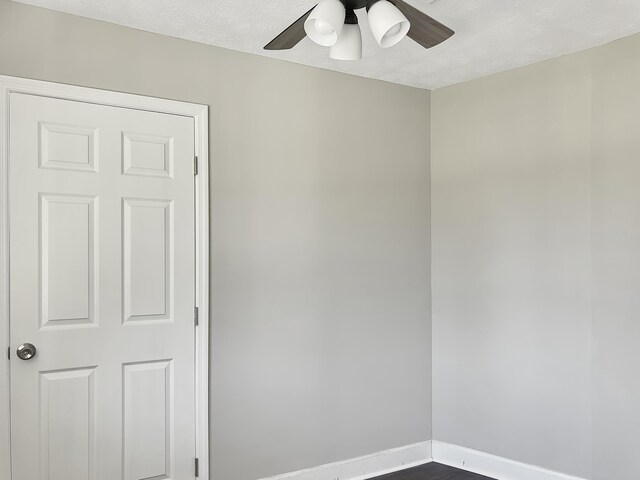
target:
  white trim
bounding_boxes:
[0,75,10,480]
[432,441,589,480]
[258,442,432,480]
[0,74,210,480]
[257,441,591,480]
[193,84,210,480]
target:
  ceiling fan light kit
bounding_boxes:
[304,0,346,46]
[304,0,409,58]
[329,10,362,60]
[264,0,454,60]
[367,0,410,48]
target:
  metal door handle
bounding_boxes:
[16,343,37,360]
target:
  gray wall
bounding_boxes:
[0,2,432,479]
[431,34,640,480]
[590,34,640,480]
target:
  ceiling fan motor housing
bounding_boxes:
[341,0,367,10]
[340,0,395,11]
[344,10,359,24]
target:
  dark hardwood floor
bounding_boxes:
[371,463,495,480]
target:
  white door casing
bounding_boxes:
[0,76,209,480]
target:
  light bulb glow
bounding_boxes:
[384,24,401,38]
[314,20,334,35]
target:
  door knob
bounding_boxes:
[16,343,37,360]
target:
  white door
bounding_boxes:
[9,93,197,480]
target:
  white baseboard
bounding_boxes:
[431,441,588,480]
[259,441,432,480]
[259,440,589,480]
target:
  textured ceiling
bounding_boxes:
[11,0,640,89]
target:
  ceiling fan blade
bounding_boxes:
[264,5,317,50]
[391,0,454,49]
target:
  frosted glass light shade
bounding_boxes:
[330,23,362,60]
[304,0,346,46]
[367,0,410,48]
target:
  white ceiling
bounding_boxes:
[12,0,640,89]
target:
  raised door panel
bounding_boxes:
[122,131,174,178]
[40,194,98,329]
[39,367,96,480]
[39,122,99,173]
[122,198,174,324]
[123,361,173,480]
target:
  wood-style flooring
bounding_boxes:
[370,462,495,480]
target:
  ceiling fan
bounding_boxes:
[264,0,454,60]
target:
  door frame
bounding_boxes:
[0,75,210,480]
